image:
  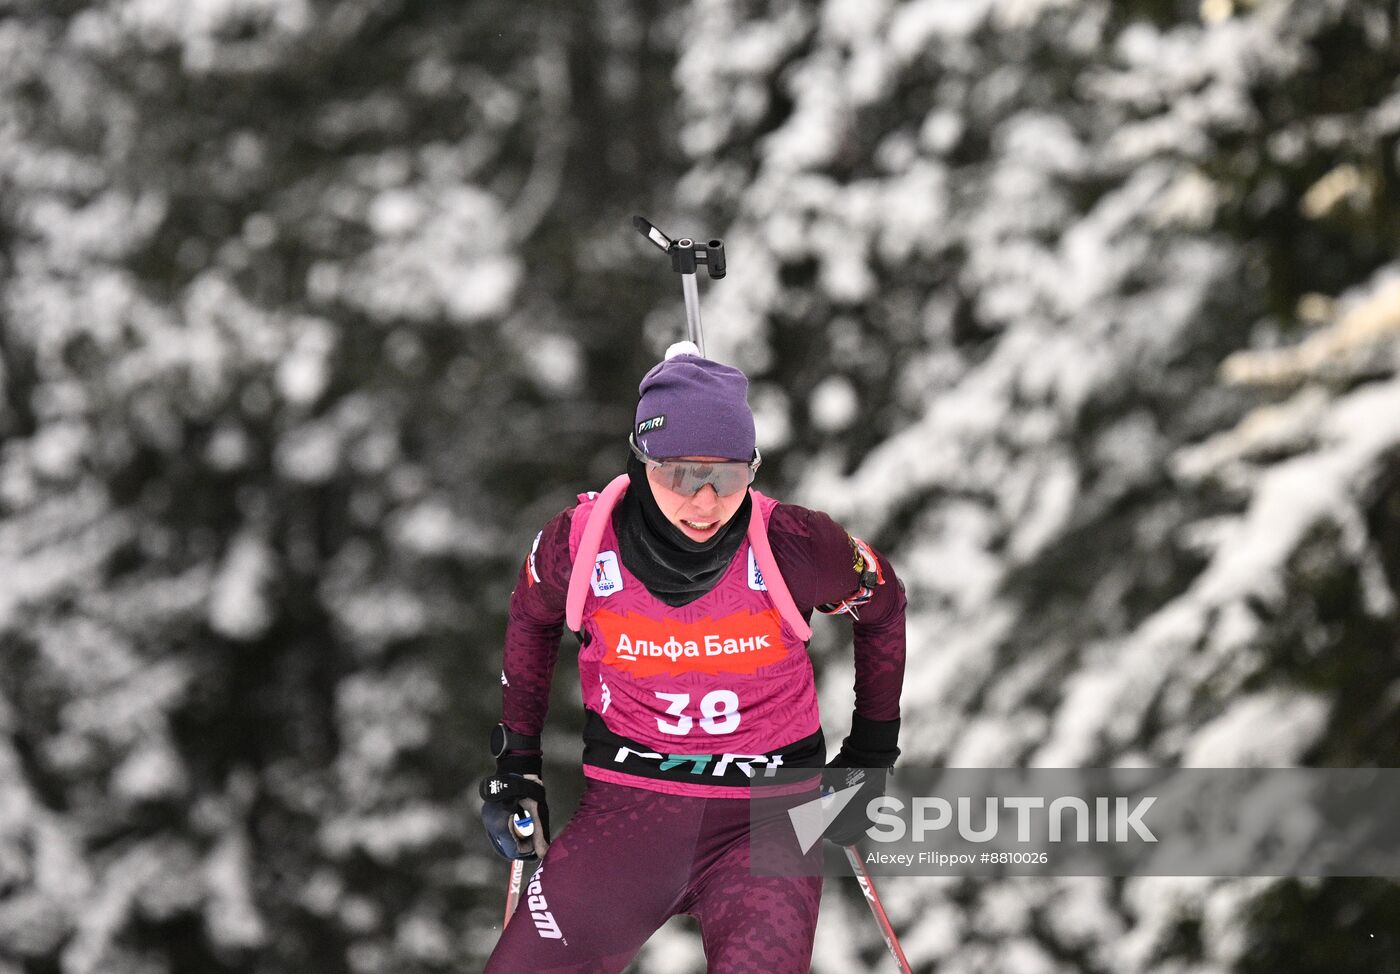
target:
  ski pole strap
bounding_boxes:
[565,473,630,632]
[479,773,547,807]
[746,491,813,642]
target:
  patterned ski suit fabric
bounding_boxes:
[484,779,822,974]
[488,490,906,969]
[504,498,905,738]
[572,488,822,795]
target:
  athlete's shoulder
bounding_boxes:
[765,501,895,613]
[762,502,839,607]
[766,501,849,545]
[521,506,578,594]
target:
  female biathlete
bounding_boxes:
[480,346,907,973]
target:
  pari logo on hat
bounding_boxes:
[637,416,666,435]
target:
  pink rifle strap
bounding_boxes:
[565,474,630,632]
[566,480,812,643]
[747,491,813,642]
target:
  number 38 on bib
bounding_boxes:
[654,689,740,736]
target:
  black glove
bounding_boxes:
[479,772,551,861]
[481,723,550,860]
[823,713,900,847]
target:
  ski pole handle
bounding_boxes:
[844,845,913,973]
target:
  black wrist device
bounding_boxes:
[490,723,541,759]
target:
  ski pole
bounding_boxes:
[502,810,535,927]
[504,860,525,927]
[633,215,726,357]
[843,845,913,973]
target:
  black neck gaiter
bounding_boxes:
[614,454,752,607]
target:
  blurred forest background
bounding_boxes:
[1,0,1398,971]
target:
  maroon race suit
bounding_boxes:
[486,484,906,973]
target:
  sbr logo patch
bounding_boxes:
[590,550,624,597]
[747,548,767,591]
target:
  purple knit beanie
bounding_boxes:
[634,343,755,461]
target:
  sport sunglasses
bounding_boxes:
[629,434,761,496]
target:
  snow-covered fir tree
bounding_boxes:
[669,0,1400,971]
[0,0,1397,971]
